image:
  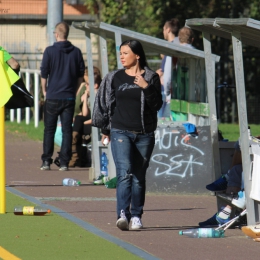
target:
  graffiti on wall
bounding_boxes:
[150,127,209,179]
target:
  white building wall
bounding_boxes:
[0,24,99,70]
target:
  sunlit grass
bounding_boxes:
[4,120,260,143]
[218,123,260,141]
[5,120,44,141]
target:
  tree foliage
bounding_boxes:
[84,0,260,123]
[84,0,162,35]
[84,0,163,70]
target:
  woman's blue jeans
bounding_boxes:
[110,128,155,221]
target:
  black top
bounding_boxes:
[92,67,163,135]
[111,70,143,131]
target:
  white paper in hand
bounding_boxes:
[103,137,109,146]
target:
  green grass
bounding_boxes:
[0,191,141,260]
[2,121,143,259]
[5,120,44,141]
[218,123,260,141]
[4,120,260,142]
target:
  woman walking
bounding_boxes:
[92,40,162,230]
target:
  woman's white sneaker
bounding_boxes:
[131,217,143,230]
[116,210,129,231]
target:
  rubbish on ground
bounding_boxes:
[14,206,51,216]
[179,228,224,238]
[62,178,81,186]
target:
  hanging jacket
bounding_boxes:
[92,66,163,134]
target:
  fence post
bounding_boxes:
[17,108,21,123]
[34,72,39,128]
[10,109,14,122]
[25,71,30,125]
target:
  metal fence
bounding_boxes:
[9,69,41,127]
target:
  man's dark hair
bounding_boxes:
[165,18,180,36]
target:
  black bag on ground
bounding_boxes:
[5,78,34,109]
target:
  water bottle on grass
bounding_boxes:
[62,178,81,186]
[14,206,51,216]
[179,228,224,238]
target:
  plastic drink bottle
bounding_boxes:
[101,152,108,166]
[101,164,108,177]
[100,152,108,176]
[179,228,224,238]
[62,178,81,186]
[14,206,51,216]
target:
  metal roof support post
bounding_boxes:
[47,0,63,46]
[202,32,221,181]
[85,30,100,177]
[114,32,123,69]
[99,33,109,77]
[231,31,255,225]
[98,33,117,178]
[188,59,197,101]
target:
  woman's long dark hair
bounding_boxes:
[120,40,148,69]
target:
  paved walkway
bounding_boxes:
[5,132,259,260]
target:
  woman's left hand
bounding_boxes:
[134,74,148,89]
[101,134,110,146]
[81,91,88,102]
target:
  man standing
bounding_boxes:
[40,21,85,171]
[156,18,180,118]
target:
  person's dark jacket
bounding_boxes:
[41,41,85,99]
[92,67,163,134]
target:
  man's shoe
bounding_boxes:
[40,161,50,171]
[199,213,219,227]
[131,217,143,230]
[232,190,246,209]
[59,166,68,171]
[242,224,260,239]
[206,175,228,192]
[94,175,104,185]
[199,212,230,227]
[116,210,129,231]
